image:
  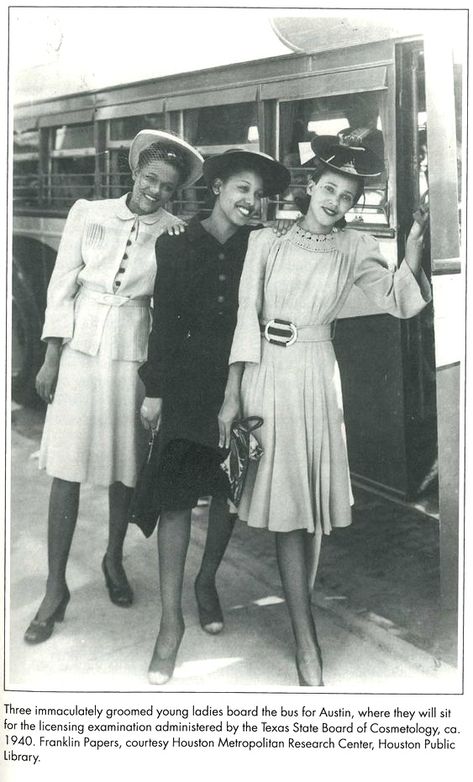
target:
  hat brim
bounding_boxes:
[129,130,204,188]
[310,135,384,178]
[203,150,291,197]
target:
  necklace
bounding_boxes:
[290,219,338,252]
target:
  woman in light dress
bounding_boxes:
[24,130,203,644]
[219,136,431,686]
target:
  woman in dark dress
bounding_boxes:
[139,149,290,684]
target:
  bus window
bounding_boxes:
[184,102,259,153]
[49,123,95,208]
[109,113,165,141]
[178,102,259,218]
[13,129,39,206]
[277,91,388,227]
[106,113,166,198]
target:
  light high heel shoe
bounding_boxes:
[194,575,223,635]
[148,628,184,685]
[24,587,70,645]
[295,645,324,687]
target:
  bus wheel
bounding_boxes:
[11,283,44,408]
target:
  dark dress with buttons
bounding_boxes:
[139,216,259,510]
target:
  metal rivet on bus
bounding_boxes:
[218,273,226,281]
[218,252,225,261]
[217,295,225,303]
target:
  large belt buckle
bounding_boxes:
[264,319,298,347]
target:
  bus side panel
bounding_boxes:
[334,315,408,496]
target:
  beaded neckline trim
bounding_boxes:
[290,221,338,252]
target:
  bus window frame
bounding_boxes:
[275,60,395,237]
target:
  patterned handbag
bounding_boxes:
[220,416,264,506]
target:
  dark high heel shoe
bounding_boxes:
[24,587,70,645]
[296,646,324,687]
[194,576,223,634]
[148,628,184,686]
[102,555,133,607]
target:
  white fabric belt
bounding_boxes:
[260,320,334,346]
[79,287,151,308]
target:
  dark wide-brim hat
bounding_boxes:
[129,130,204,188]
[310,135,384,178]
[203,149,291,196]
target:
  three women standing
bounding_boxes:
[24,130,204,643]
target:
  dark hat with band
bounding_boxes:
[309,135,384,178]
[203,149,291,196]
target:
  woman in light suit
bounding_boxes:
[24,130,203,644]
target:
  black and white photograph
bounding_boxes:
[4,1,467,711]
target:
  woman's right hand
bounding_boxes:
[140,397,163,431]
[218,394,240,450]
[35,347,61,403]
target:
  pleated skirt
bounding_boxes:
[238,338,354,536]
[39,325,148,488]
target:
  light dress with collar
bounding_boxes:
[39,194,180,487]
[229,222,432,584]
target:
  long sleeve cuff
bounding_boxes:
[41,303,75,341]
[228,302,262,365]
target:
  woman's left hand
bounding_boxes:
[265,218,294,237]
[167,220,187,236]
[157,221,187,237]
[218,394,240,450]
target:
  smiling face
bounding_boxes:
[305,170,361,233]
[213,169,264,228]
[128,159,181,216]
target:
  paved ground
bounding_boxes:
[6,407,459,693]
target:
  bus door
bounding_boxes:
[396,42,439,503]
[264,60,426,501]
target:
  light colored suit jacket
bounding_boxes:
[42,194,180,362]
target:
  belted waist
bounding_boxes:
[260,319,334,347]
[78,287,151,308]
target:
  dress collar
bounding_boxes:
[185,214,251,248]
[115,193,170,225]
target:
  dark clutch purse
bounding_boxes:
[220,416,264,506]
[128,430,161,538]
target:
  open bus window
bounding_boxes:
[276,91,388,227]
